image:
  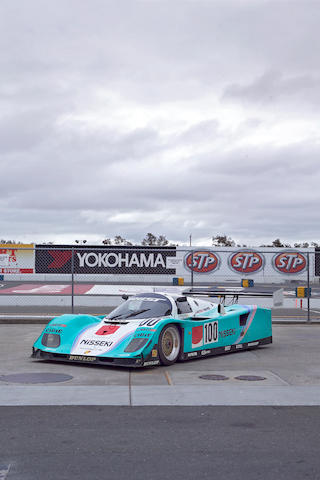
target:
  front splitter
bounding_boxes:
[31,348,150,368]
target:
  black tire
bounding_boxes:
[158,324,181,366]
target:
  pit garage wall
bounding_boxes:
[1,245,317,284]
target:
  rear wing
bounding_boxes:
[183,287,282,307]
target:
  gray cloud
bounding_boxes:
[0,0,320,245]
[222,71,320,109]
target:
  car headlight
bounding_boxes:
[124,337,149,353]
[41,333,60,348]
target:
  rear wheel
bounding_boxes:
[158,325,181,366]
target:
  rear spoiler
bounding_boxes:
[183,288,274,304]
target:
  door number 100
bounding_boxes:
[204,321,218,345]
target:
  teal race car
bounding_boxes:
[32,292,272,367]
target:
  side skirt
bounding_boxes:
[180,336,272,361]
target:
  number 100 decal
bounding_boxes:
[204,321,218,345]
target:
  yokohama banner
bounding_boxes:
[35,245,176,274]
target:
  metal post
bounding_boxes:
[307,252,310,322]
[191,249,194,290]
[71,247,74,314]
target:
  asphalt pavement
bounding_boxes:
[1,406,320,480]
[1,324,320,479]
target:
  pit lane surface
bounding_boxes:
[1,324,320,405]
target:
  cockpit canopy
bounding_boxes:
[108,293,172,320]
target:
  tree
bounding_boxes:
[114,235,133,246]
[156,235,169,246]
[294,242,309,248]
[102,236,132,246]
[272,239,291,248]
[0,239,21,244]
[102,238,112,245]
[142,233,158,246]
[142,233,170,246]
[212,234,235,247]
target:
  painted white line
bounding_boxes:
[0,465,10,480]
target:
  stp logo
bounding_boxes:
[228,251,264,274]
[184,251,220,273]
[272,251,307,274]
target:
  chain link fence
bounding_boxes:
[0,245,318,321]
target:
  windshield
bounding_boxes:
[108,293,172,320]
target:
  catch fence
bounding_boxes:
[0,245,319,322]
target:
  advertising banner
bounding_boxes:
[0,244,34,274]
[314,248,320,276]
[175,247,313,282]
[35,245,177,275]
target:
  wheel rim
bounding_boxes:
[161,327,180,362]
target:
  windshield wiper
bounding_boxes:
[124,308,150,318]
[108,314,125,320]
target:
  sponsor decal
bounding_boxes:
[84,350,91,354]
[184,250,220,274]
[187,351,198,358]
[139,318,161,327]
[152,349,158,357]
[80,339,113,347]
[228,250,264,274]
[95,325,120,336]
[134,331,152,338]
[200,349,211,356]
[45,327,62,334]
[144,360,160,366]
[204,321,218,345]
[192,325,203,348]
[272,251,307,274]
[35,245,176,274]
[69,355,96,361]
[219,328,236,338]
[51,324,67,327]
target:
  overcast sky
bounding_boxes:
[1,0,320,246]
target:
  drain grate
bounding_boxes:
[0,372,73,384]
[234,375,266,381]
[199,374,229,381]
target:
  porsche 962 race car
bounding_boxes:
[32,292,272,367]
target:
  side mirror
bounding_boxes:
[217,304,225,315]
[122,294,129,300]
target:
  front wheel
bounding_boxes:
[158,325,181,366]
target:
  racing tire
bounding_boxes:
[158,324,181,366]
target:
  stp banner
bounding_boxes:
[35,245,176,274]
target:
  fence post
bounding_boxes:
[307,252,310,322]
[191,249,194,290]
[71,247,74,314]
